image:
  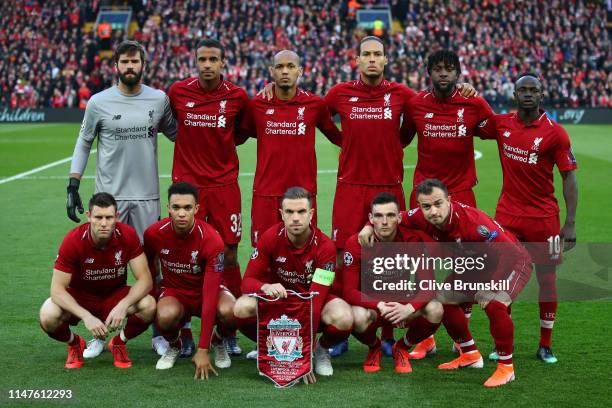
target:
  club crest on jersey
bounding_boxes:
[343,252,353,266]
[297,106,305,121]
[384,93,391,107]
[305,260,314,275]
[114,250,123,265]
[190,250,199,264]
[457,108,464,123]
[266,315,303,362]
[219,100,227,114]
[531,137,543,151]
[503,130,511,138]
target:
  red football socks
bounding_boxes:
[485,300,514,366]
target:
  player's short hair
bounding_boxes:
[195,38,225,59]
[168,182,199,203]
[88,192,117,211]
[281,186,312,208]
[358,36,386,55]
[415,179,449,198]
[371,192,399,211]
[516,72,542,89]
[113,40,146,65]
[427,50,461,75]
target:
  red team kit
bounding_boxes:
[46,41,578,390]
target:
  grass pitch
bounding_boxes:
[0,123,609,407]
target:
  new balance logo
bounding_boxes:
[349,97,359,102]
[503,131,511,138]
[185,102,195,108]
[266,109,275,115]
[84,258,95,264]
[424,112,434,118]
[160,249,170,255]
[276,256,287,263]
[112,115,122,120]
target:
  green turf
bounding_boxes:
[0,123,609,407]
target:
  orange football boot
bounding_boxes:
[438,350,483,370]
[484,364,515,387]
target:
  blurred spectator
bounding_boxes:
[1,0,609,109]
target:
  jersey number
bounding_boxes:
[547,235,561,256]
[230,213,242,237]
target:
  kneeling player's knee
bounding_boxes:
[218,300,235,322]
[136,295,156,322]
[39,298,64,331]
[156,303,182,329]
[423,300,443,324]
[233,296,255,319]
[352,307,375,333]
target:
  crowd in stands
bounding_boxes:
[1,0,610,110]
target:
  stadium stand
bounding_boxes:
[1,0,609,109]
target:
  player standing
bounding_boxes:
[144,182,236,378]
[169,38,249,356]
[342,192,443,374]
[478,74,578,363]
[239,50,341,247]
[40,193,155,369]
[400,50,495,358]
[233,187,353,382]
[67,40,177,358]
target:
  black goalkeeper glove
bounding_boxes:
[66,177,84,223]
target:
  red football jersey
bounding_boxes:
[342,226,435,311]
[169,77,248,187]
[403,89,494,192]
[478,111,578,217]
[324,78,416,185]
[399,202,530,281]
[143,217,225,348]
[242,223,337,294]
[240,88,341,196]
[54,223,143,296]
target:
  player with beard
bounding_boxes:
[399,50,494,358]
[477,74,578,364]
[68,40,177,358]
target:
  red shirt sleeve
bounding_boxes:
[54,231,80,274]
[476,114,497,140]
[234,93,254,146]
[400,99,417,147]
[143,227,160,296]
[198,231,225,349]
[552,125,578,172]
[323,85,338,116]
[341,236,380,309]
[241,235,273,293]
[316,98,342,147]
[123,225,144,260]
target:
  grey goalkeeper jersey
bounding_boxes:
[70,85,177,200]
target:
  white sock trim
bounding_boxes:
[498,353,513,360]
[459,339,474,347]
[540,319,555,329]
[183,322,192,329]
[120,329,127,343]
[68,332,74,344]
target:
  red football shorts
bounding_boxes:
[496,213,562,265]
[158,286,231,324]
[409,188,476,208]
[66,286,131,325]
[332,182,406,249]
[250,194,318,247]
[195,182,242,245]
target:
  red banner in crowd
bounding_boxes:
[255,291,315,388]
